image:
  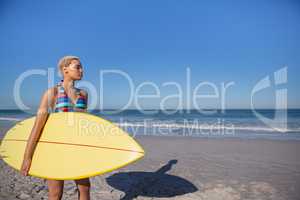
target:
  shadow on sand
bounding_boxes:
[106,159,199,200]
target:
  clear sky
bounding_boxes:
[0,0,299,110]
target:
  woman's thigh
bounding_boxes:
[75,178,90,192]
[47,179,64,197]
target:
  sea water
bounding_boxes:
[1,109,300,140]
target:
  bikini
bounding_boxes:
[53,80,87,112]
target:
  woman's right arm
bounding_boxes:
[20,87,56,176]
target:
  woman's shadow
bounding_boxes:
[106,159,198,200]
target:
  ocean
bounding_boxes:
[1,109,300,140]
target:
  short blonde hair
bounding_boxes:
[57,55,80,77]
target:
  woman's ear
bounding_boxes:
[63,66,68,74]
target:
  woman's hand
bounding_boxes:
[20,157,32,176]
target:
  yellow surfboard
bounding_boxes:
[0,112,145,180]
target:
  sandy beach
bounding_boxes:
[1,0,300,198]
[1,130,300,200]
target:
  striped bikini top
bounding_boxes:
[54,81,87,112]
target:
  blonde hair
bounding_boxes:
[57,55,80,77]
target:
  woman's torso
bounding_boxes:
[52,81,87,113]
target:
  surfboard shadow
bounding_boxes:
[106,159,198,200]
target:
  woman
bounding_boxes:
[20,56,90,200]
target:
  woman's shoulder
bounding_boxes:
[77,88,88,98]
[37,87,58,110]
[42,86,59,98]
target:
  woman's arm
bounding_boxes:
[20,87,56,176]
[81,89,88,112]
[84,91,88,112]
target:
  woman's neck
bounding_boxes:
[61,78,75,90]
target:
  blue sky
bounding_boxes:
[0,0,299,110]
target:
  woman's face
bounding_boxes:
[64,59,83,80]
